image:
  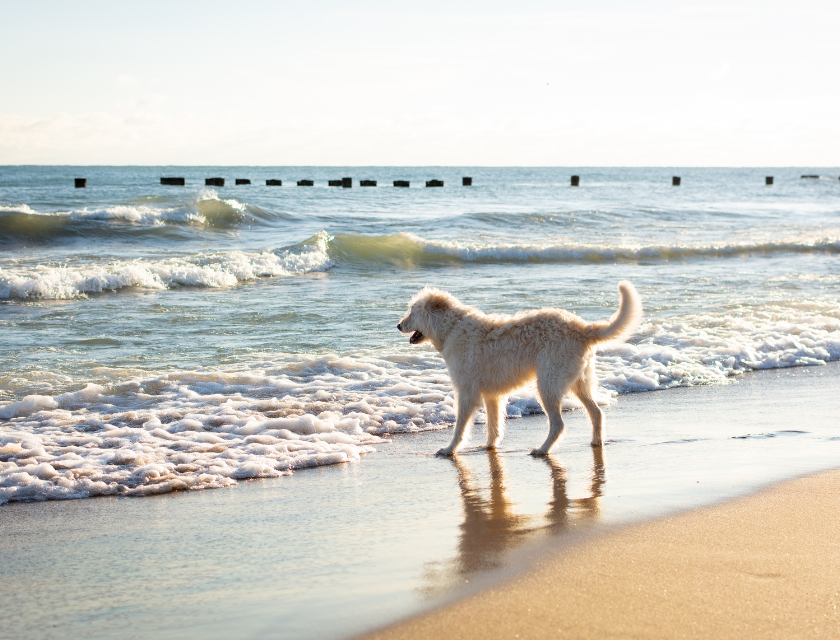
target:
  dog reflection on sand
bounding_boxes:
[420,448,606,596]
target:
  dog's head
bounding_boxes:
[397,287,455,346]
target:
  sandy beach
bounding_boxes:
[362,467,840,639]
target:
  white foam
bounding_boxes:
[599,302,840,392]
[0,354,455,504]
[0,204,38,214]
[2,301,838,504]
[0,233,333,299]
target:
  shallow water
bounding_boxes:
[1,166,839,503]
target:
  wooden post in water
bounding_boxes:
[426,180,444,187]
[672,176,681,186]
[75,178,86,188]
[570,175,580,187]
[297,180,314,186]
[394,180,410,187]
[205,178,224,187]
[342,177,352,188]
[235,179,251,185]
[462,177,472,186]
[266,179,282,186]
[766,176,774,185]
[360,180,377,187]
[161,177,185,186]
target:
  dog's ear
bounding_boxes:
[426,293,450,313]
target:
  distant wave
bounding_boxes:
[0,190,289,241]
[0,233,332,299]
[328,231,840,266]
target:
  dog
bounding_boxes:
[397,281,642,456]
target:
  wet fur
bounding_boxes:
[397,281,642,456]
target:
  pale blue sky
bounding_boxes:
[1,0,837,165]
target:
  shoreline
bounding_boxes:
[359,466,840,639]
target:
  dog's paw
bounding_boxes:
[529,448,549,457]
[436,448,455,457]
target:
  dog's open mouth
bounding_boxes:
[409,331,423,344]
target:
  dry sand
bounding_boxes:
[362,468,840,639]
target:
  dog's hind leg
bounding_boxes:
[483,394,506,450]
[573,359,605,446]
[531,376,571,456]
[437,390,481,457]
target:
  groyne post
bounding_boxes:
[235,179,251,185]
[161,177,185,186]
[205,178,225,187]
[426,179,444,187]
[766,176,774,185]
[342,177,352,188]
[571,175,580,187]
[672,176,681,186]
[74,178,86,188]
[394,180,410,187]
[266,179,282,186]
[462,177,472,186]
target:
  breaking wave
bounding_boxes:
[329,232,840,267]
[0,233,332,299]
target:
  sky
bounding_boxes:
[1,0,838,166]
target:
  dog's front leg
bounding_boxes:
[437,391,480,456]
[483,394,506,449]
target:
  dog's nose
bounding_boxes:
[397,323,402,331]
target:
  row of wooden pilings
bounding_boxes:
[571,175,781,186]
[180,177,459,188]
[71,177,467,188]
[71,175,832,188]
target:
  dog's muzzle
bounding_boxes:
[398,323,423,344]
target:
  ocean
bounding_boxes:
[1,165,839,505]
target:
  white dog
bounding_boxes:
[397,281,642,456]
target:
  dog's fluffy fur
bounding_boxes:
[397,281,642,456]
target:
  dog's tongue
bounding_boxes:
[409,331,423,344]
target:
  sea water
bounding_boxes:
[1,166,839,504]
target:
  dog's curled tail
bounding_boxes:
[586,281,643,344]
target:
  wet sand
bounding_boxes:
[2,363,839,640]
[361,468,840,639]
